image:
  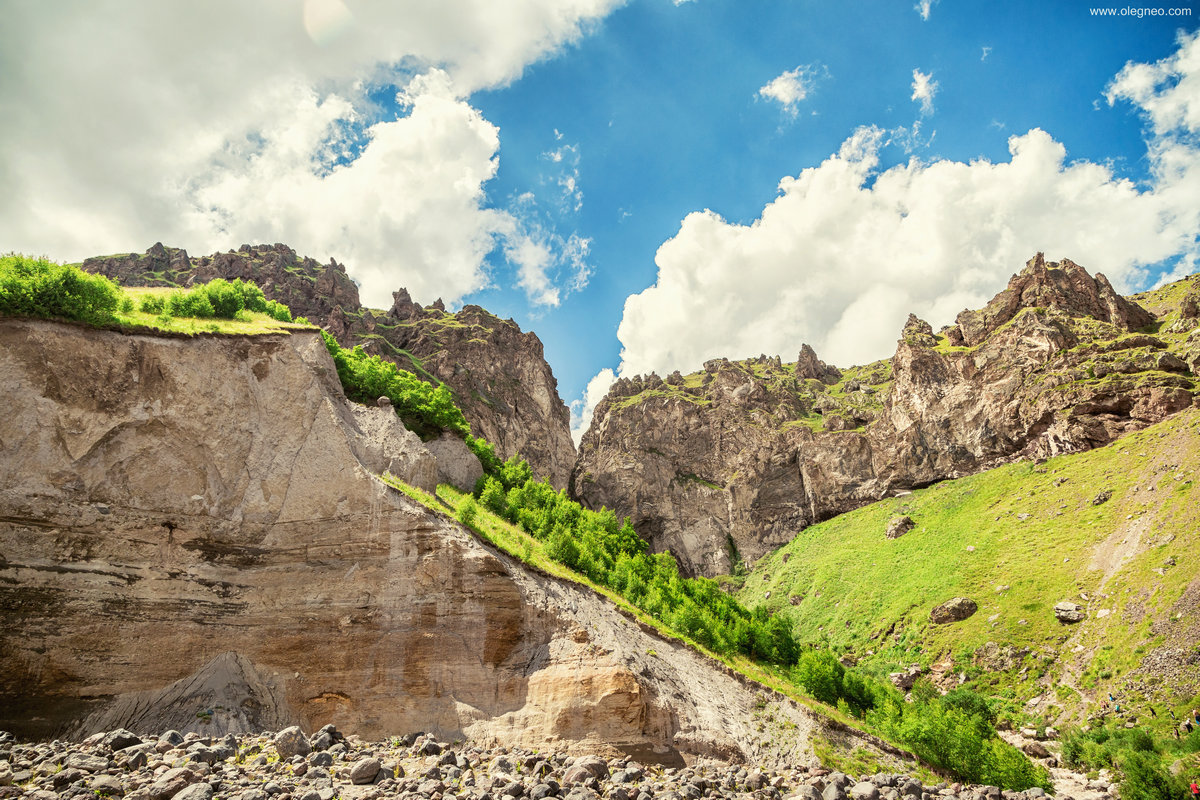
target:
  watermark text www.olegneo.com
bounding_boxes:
[1089,5,1193,16]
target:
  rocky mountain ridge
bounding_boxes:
[80,243,576,489]
[574,255,1200,577]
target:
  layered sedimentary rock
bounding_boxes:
[574,255,1199,577]
[81,243,575,488]
[0,318,872,767]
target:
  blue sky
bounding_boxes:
[465,1,1198,419]
[3,0,1199,441]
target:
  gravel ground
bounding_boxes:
[0,726,1107,800]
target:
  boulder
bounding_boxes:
[885,515,914,539]
[889,665,925,691]
[1054,601,1086,624]
[274,726,311,759]
[1023,741,1051,759]
[426,432,484,491]
[348,404,438,492]
[563,755,610,784]
[930,597,978,624]
[349,757,383,785]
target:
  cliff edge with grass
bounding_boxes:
[81,243,576,489]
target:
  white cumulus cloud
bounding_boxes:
[570,368,617,444]
[568,32,1200,439]
[915,0,936,21]
[758,65,825,117]
[911,68,939,114]
[0,0,622,309]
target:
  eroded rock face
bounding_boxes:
[81,243,576,488]
[574,256,1198,577]
[0,318,857,767]
[573,355,889,576]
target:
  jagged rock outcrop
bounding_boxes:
[0,317,887,767]
[574,256,1199,577]
[946,253,1154,347]
[80,243,575,488]
[573,355,891,576]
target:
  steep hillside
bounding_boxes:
[574,255,1200,577]
[740,407,1200,727]
[81,243,576,488]
[0,317,897,769]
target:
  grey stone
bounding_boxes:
[563,755,609,783]
[66,752,110,772]
[848,783,879,800]
[425,432,484,491]
[172,784,214,800]
[1023,741,1051,758]
[787,788,822,800]
[821,783,847,800]
[930,597,978,624]
[885,516,914,540]
[148,767,197,800]
[91,774,125,796]
[273,727,311,760]
[1054,601,1085,623]
[102,729,143,752]
[350,757,383,785]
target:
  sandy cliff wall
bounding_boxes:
[0,318,884,768]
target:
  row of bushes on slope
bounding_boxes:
[462,453,802,666]
[0,254,296,326]
[321,330,470,441]
[435,437,1049,792]
[790,649,1050,790]
[1061,721,1200,800]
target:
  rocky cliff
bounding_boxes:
[81,243,576,488]
[574,255,1200,577]
[0,317,893,768]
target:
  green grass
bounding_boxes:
[1131,273,1199,319]
[115,288,313,335]
[740,408,1200,728]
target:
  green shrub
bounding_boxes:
[321,330,469,439]
[234,279,269,313]
[264,299,292,322]
[1117,750,1185,800]
[0,255,122,324]
[167,287,215,318]
[200,278,243,318]
[457,496,478,527]
[140,295,166,314]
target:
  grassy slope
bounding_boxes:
[739,408,1200,730]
